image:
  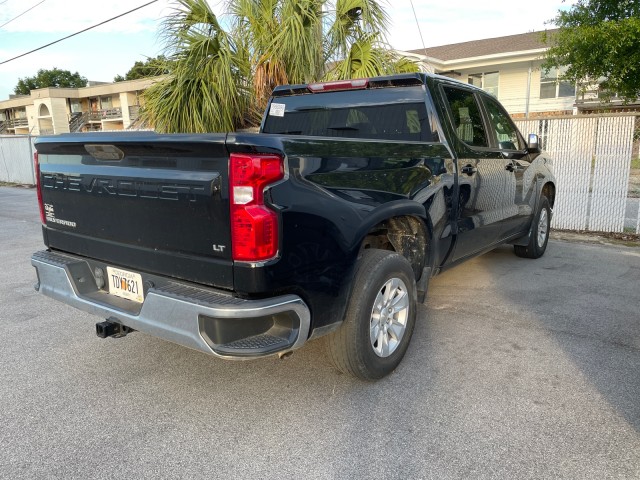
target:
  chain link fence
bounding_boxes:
[515,115,639,234]
[0,135,36,185]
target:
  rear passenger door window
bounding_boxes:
[441,86,488,148]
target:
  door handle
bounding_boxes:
[461,165,477,176]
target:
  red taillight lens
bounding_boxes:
[34,151,46,225]
[307,78,368,92]
[230,153,284,262]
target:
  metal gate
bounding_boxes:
[515,115,638,234]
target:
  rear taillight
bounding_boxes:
[34,151,45,224]
[307,78,368,92]
[230,153,284,262]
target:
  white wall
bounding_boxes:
[0,135,36,184]
[454,60,577,116]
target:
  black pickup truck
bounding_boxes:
[31,73,555,379]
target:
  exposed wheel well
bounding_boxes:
[542,182,556,208]
[361,216,428,279]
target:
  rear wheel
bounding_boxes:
[324,249,417,380]
[514,194,551,259]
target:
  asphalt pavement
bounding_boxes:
[1,186,639,479]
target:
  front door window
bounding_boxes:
[482,96,523,151]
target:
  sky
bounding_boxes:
[0,0,567,100]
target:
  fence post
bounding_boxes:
[27,133,35,184]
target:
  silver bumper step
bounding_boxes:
[31,250,311,359]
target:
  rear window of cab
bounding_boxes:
[262,87,439,143]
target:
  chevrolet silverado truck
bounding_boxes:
[31,73,555,380]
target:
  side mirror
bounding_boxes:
[527,133,540,153]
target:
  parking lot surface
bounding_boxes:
[1,186,639,479]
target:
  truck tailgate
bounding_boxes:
[34,133,233,289]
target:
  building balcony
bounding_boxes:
[85,108,123,122]
[6,118,28,128]
[101,107,123,120]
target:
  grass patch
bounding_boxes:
[631,157,640,170]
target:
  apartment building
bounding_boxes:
[0,77,160,135]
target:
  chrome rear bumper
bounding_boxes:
[31,250,310,359]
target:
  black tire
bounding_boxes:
[324,249,417,380]
[514,194,551,259]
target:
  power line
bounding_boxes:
[0,0,158,66]
[408,0,427,57]
[0,0,46,30]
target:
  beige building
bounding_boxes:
[0,77,160,136]
[400,30,639,118]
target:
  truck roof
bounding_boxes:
[271,72,481,97]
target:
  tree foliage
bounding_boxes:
[227,0,325,110]
[543,0,640,101]
[142,0,418,133]
[114,55,170,82]
[142,0,252,133]
[14,68,87,95]
[324,0,413,79]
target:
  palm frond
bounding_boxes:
[142,0,252,132]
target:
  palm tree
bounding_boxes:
[228,0,325,111]
[325,0,419,79]
[142,0,252,133]
[142,0,418,133]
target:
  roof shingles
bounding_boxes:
[408,29,557,61]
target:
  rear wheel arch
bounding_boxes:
[359,214,431,280]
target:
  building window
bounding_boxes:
[100,96,113,109]
[540,67,575,99]
[442,86,488,148]
[468,72,499,97]
[70,99,82,113]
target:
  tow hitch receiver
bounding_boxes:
[96,319,134,339]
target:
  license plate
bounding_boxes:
[106,266,144,303]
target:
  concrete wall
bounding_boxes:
[107,95,122,109]
[48,98,70,134]
[118,92,140,128]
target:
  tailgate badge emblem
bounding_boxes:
[43,203,77,228]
